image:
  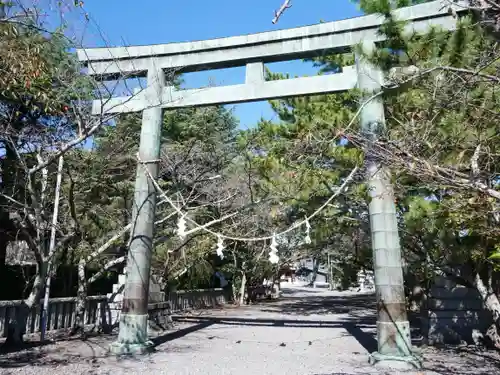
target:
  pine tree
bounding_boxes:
[239,59,372,286]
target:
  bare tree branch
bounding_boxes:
[272,0,292,24]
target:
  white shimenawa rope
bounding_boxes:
[138,157,358,263]
[140,159,357,243]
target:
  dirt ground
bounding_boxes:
[1,286,499,375]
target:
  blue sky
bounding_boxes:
[77,0,362,128]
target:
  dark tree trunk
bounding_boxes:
[5,272,44,346]
[307,258,319,286]
[5,302,30,347]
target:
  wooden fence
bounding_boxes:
[0,288,229,338]
[0,295,107,338]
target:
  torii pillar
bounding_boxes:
[109,65,165,355]
[356,41,421,369]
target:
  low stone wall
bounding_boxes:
[426,275,488,345]
[148,301,173,330]
[147,289,230,330]
[168,288,228,311]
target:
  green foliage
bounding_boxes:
[0,15,92,116]
[0,3,96,266]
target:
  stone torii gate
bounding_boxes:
[77,0,466,367]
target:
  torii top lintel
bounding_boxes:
[77,1,467,79]
[79,1,469,114]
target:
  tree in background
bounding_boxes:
[0,1,101,344]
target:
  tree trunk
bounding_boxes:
[239,273,247,305]
[231,280,238,303]
[474,272,500,348]
[5,272,44,346]
[40,155,64,341]
[0,235,7,300]
[231,250,238,303]
[5,302,30,347]
[308,258,319,286]
[71,261,87,335]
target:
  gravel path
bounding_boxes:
[1,285,500,375]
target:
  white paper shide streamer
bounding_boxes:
[268,234,279,264]
[177,214,187,240]
[216,235,225,259]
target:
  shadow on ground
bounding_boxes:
[0,322,216,369]
[171,315,378,354]
[420,346,500,375]
[262,291,377,316]
[0,340,106,369]
[0,351,93,369]
[0,330,116,352]
[0,340,48,355]
[0,331,122,369]
[278,287,329,295]
[152,321,214,346]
